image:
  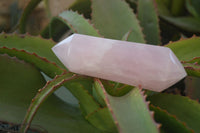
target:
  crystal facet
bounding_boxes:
[52,34,187,92]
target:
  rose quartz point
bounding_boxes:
[52,34,187,92]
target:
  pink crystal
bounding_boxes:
[52,34,187,92]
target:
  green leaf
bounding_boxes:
[0,33,64,68]
[0,55,100,132]
[0,47,101,122]
[0,47,101,119]
[19,0,42,33]
[66,81,101,116]
[0,34,103,132]
[59,10,100,36]
[20,72,77,132]
[186,0,200,18]
[41,17,70,42]
[150,105,193,133]
[148,93,200,133]
[85,108,118,133]
[155,0,171,16]
[170,0,185,16]
[182,62,200,77]
[185,76,200,102]
[0,47,64,78]
[137,0,161,45]
[91,0,145,43]
[92,83,106,107]
[156,0,200,33]
[0,54,46,103]
[69,0,91,18]
[0,48,103,124]
[161,16,200,33]
[101,80,133,97]
[166,37,200,61]
[95,79,159,133]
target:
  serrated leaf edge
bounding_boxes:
[0,47,66,77]
[150,104,194,133]
[90,0,146,43]
[164,35,199,46]
[0,32,56,45]
[136,0,161,45]
[94,78,122,132]
[20,72,77,133]
[58,10,101,36]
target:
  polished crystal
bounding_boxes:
[52,34,187,92]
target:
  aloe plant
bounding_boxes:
[0,0,200,132]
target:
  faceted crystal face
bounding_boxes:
[52,34,187,92]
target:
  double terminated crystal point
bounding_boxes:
[52,34,187,92]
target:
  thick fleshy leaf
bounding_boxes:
[59,10,100,36]
[0,47,101,123]
[94,79,159,133]
[182,62,200,77]
[137,0,161,45]
[92,83,106,107]
[41,17,70,42]
[0,47,64,78]
[170,0,185,16]
[19,0,42,33]
[185,76,200,101]
[103,82,133,97]
[155,0,171,16]
[166,37,200,61]
[186,0,200,18]
[0,54,46,104]
[85,108,118,133]
[91,0,145,43]
[0,55,100,132]
[66,80,101,117]
[20,72,77,132]
[148,93,200,133]
[156,0,200,33]
[150,105,193,133]
[161,16,200,33]
[0,33,64,68]
[0,46,102,127]
[69,0,91,18]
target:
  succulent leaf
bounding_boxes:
[166,37,200,61]
[182,62,200,77]
[0,47,102,124]
[148,93,200,133]
[137,0,161,45]
[155,0,200,33]
[150,105,193,133]
[185,76,200,101]
[186,0,200,19]
[20,72,77,132]
[41,17,70,41]
[67,81,101,116]
[69,0,91,18]
[94,79,159,133]
[0,47,64,78]
[0,33,65,68]
[59,10,100,36]
[19,0,42,33]
[161,16,200,33]
[85,107,118,133]
[0,55,100,132]
[91,0,145,43]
